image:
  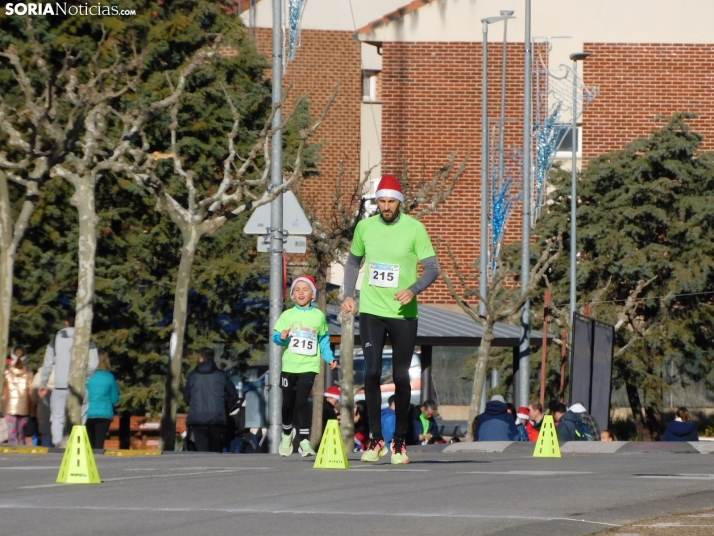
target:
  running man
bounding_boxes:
[341,174,439,464]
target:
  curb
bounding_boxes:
[442,440,710,454]
[0,446,50,454]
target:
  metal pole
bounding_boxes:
[517,0,532,409]
[497,16,509,199]
[268,0,283,454]
[479,20,490,318]
[570,58,578,321]
[420,346,433,404]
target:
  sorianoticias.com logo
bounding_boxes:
[4,3,137,16]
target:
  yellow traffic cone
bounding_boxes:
[313,419,350,469]
[532,415,561,458]
[56,425,101,484]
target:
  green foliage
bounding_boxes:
[534,113,714,407]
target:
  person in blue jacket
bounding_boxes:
[662,407,699,442]
[407,399,442,445]
[381,395,396,445]
[473,395,519,441]
[86,352,120,449]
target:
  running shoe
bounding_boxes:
[390,437,410,465]
[360,437,387,462]
[279,428,296,457]
[298,439,316,457]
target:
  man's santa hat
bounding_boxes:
[375,174,404,202]
[290,275,317,299]
[324,386,341,400]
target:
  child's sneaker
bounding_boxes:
[360,437,387,462]
[279,428,295,457]
[390,437,410,465]
[298,439,316,457]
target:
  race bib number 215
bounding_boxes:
[369,263,400,288]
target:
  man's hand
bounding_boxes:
[280,329,291,341]
[341,296,357,314]
[329,360,338,370]
[394,289,415,305]
[38,388,48,398]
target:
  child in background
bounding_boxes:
[273,275,338,457]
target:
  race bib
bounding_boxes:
[369,262,400,288]
[290,329,317,356]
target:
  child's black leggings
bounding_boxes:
[280,371,317,440]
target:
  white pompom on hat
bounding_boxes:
[290,275,317,300]
[375,174,404,202]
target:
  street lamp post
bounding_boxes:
[517,0,532,410]
[569,52,591,322]
[492,10,513,393]
[480,14,515,320]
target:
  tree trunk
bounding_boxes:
[310,269,328,448]
[625,379,654,441]
[66,178,98,429]
[0,172,14,400]
[160,225,200,451]
[339,311,355,452]
[467,319,496,440]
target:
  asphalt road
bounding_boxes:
[1,447,714,536]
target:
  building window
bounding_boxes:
[554,123,582,157]
[362,70,380,103]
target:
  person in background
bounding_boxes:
[515,407,530,442]
[30,367,54,446]
[557,403,593,442]
[85,352,120,449]
[526,402,544,441]
[354,400,370,451]
[571,401,601,441]
[474,395,519,441]
[322,385,341,430]
[381,395,396,445]
[2,346,35,445]
[662,407,699,442]
[553,403,567,424]
[184,348,239,453]
[39,316,99,446]
[408,399,443,445]
[601,430,616,441]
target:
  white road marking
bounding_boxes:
[465,471,593,476]
[633,474,714,480]
[121,467,271,471]
[18,468,269,489]
[0,467,57,470]
[0,503,621,526]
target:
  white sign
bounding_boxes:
[257,235,307,254]
[244,191,312,235]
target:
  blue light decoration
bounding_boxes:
[288,0,308,61]
[490,148,522,275]
[533,106,561,222]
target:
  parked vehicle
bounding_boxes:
[339,349,422,409]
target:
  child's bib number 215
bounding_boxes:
[290,330,317,356]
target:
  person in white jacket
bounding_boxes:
[38,317,98,446]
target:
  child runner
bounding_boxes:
[273,275,338,457]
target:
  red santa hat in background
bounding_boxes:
[324,386,341,400]
[290,275,317,299]
[375,174,404,202]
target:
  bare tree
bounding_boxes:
[125,83,337,450]
[0,31,101,397]
[439,235,563,439]
[298,152,468,447]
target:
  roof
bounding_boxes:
[326,303,552,347]
[355,0,439,37]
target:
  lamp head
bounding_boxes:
[570,52,592,62]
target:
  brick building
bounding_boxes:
[242,0,714,305]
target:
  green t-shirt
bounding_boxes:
[275,305,329,373]
[351,213,436,319]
